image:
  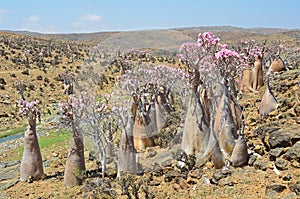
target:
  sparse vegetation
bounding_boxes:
[0,27,299,198]
[0,123,27,139]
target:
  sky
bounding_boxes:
[0,0,299,34]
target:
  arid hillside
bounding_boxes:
[0,27,299,199]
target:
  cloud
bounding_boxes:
[71,13,106,33]
[80,14,102,22]
[72,21,82,28]
[22,14,41,32]
[0,9,9,22]
[28,15,39,23]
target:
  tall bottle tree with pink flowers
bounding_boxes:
[16,81,45,182]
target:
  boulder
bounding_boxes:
[268,131,291,148]
[284,142,300,162]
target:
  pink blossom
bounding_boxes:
[197,32,220,47]
[218,43,228,49]
[215,48,240,60]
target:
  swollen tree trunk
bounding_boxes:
[239,69,256,93]
[268,58,285,73]
[213,86,238,165]
[64,130,86,187]
[181,91,209,156]
[20,118,44,181]
[230,135,249,167]
[239,56,263,93]
[155,91,174,130]
[252,56,264,90]
[118,113,138,174]
[133,107,156,151]
[230,120,249,167]
[259,77,278,116]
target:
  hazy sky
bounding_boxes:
[0,0,299,33]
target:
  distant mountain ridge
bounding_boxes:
[3,26,297,39]
[1,26,299,51]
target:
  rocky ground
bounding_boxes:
[0,30,299,198]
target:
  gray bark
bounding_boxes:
[64,131,86,187]
[20,118,44,181]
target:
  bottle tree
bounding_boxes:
[114,64,187,174]
[16,81,44,181]
[59,71,86,187]
[177,32,249,168]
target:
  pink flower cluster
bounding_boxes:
[199,55,216,73]
[178,42,201,55]
[197,32,220,49]
[17,99,40,120]
[177,31,249,86]
[248,46,262,58]
[59,94,91,121]
[59,101,73,120]
[215,48,240,60]
[238,40,263,62]
[178,42,204,65]
[117,64,188,97]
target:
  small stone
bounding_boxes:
[164,170,181,183]
[275,159,288,170]
[22,69,30,75]
[178,179,189,189]
[150,180,160,186]
[105,168,117,179]
[27,176,34,183]
[145,151,157,158]
[44,77,50,83]
[248,155,257,166]
[188,169,202,179]
[221,169,232,176]
[283,173,292,181]
[269,148,285,161]
[291,161,300,168]
[152,163,163,177]
[254,144,265,156]
[219,180,234,187]
[186,176,197,185]
[161,159,175,167]
[0,78,6,85]
[289,129,300,145]
[281,193,298,199]
[0,113,9,118]
[253,160,268,171]
[210,170,227,184]
[288,181,300,195]
[266,184,286,193]
[43,161,50,168]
